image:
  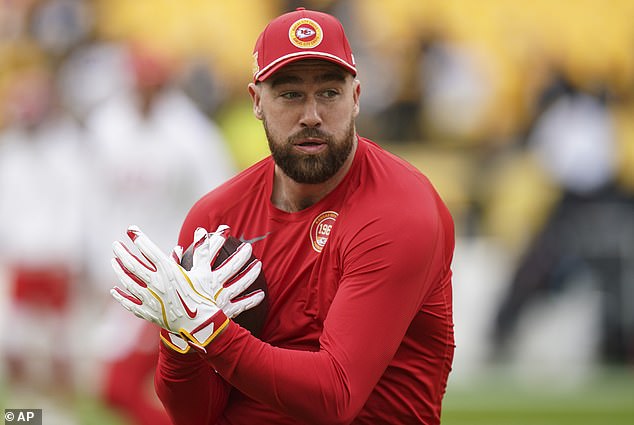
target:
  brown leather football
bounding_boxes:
[180,235,268,337]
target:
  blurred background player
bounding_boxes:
[490,72,634,364]
[83,42,236,425]
[0,43,86,394]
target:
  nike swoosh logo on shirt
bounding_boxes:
[239,232,271,245]
[176,290,197,318]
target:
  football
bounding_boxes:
[180,235,269,338]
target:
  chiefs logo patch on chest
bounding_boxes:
[310,211,338,253]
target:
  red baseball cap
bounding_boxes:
[252,8,356,82]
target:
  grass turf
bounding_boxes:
[441,368,634,425]
[2,367,633,424]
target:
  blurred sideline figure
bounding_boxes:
[81,42,236,424]
[491,74,634,364]
[0,47,86,392]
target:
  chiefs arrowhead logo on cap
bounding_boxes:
[253,8,356,82]
[289,18,323,49]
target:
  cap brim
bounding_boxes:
[255,52,356,82]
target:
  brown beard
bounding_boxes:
[264,118,355,184]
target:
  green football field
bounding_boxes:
[3,367,634,424]
[441,368,634,425]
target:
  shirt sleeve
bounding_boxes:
[199,206,447,425]
[155,341,231,425]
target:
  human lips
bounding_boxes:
[293,137,327,153]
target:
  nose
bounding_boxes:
[299,97,322,128]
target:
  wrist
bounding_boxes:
[180,309,229,353]
[160,328,191,354]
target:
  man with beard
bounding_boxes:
[110,8,455,425]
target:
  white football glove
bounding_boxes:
[159,226,265,353]
[183,226,265,318]
[111,225,263,353]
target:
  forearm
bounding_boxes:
[198,250,435,424]
[155,342,230,425]
[201,322,360,425]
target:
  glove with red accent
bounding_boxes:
[159,226,266,353]
[111,225,263,353]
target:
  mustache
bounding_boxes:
[288,127,333,144]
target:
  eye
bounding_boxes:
[320,89,340,99]
[280,91,302,100]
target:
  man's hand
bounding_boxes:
[180,226,265,319]
[110,225,263,353]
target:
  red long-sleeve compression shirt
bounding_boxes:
[155,137,455,424]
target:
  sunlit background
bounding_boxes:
[1,0,633,424]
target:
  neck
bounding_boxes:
[272,138,357,213]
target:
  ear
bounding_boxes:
[352,79,361,118]
[248,82,263,120]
